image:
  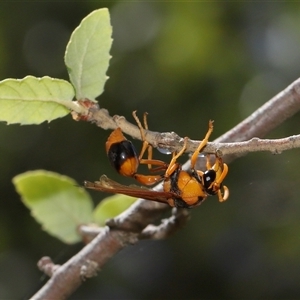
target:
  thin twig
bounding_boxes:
[32,228,139,300]
[215,77,300,143]
[79,78,300,157]
[139,208,190,240]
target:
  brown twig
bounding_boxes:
[32,227,139,299]
[73,78,300,158]
[139,208,190,240]
[215,77,300,143]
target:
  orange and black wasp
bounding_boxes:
[84,112,229,208]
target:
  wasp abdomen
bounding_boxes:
[107,140,139,176]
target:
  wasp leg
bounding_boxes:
[217,185,229,202]
[132,111,149,160]
[213,157,228,186]
[139,159,168,171]
[205,154,213,169]
[149,165,169,173]
[190,120,214,169]
[132,111,169,184]
[133,173,164,186]
[134,158,169,185]
[132,111,154,170]
[165,137,188,178]
[210,156,229,202]
[133,174,164,185]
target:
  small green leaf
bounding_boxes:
[93,194,137,226]
[0,76,75,125]
[65,8,113,100]
[13,170,93,244]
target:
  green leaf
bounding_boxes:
[0,76,75,125]
[13,170,93,244]
[65,8,113,101]
[93,194,137,226]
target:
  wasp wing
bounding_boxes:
[84,175,174,205]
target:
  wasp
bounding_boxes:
[84,112,229,208]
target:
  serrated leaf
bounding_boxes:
[13,170,93,244]
[93,194,137,226]
[0,76,75,125]
[65,8,113,100]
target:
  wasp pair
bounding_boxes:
[84,112,229,208]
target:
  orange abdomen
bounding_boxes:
[106,129,139,177]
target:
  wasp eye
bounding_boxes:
[203,170,216,189]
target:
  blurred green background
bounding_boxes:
[1,2,300,299]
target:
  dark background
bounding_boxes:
[1,2,300,299]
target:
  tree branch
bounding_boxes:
[31,77,300,299]
[72,78,300,158]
